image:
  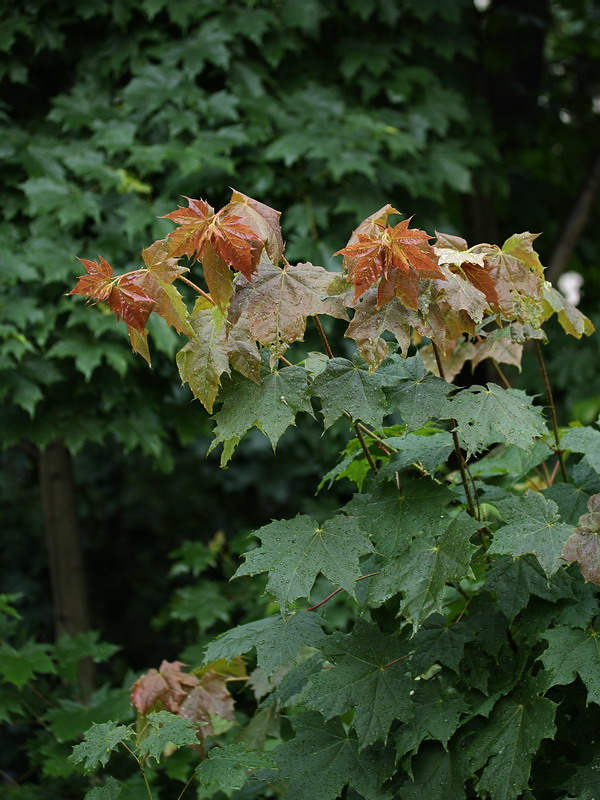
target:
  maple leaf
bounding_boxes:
[434,238,499,307]
[345,289,412,369]
[303,620,413,747]
[419,338,478,382]
[130,660,199,715]
[441,383,548,456]
[208,359,313,466]
[334,214,442,303]
[206,214,263,281]
[176,300,231,413]
[311,356,390,430]
[136,238,195,337]
[562,493,600,584]
[221,189,284,264]
[195,743,275,795]
[204,612,326,675]
[229,261,348,349]
[541,281,595,338]
[562,426,600,475]
[263,711,393,800]
[138,710,200,762]
[541,623,600,704]
[68,721,133,773]
[233,514,373,610]
[489,493,573,576]
[128,326,151,366]
[178,667,236,741]
[163,196,215,259]
[69,257,156,332]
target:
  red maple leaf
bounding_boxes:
[131,660,199,715]
[163,197,215,259]
[69,257,156,332]
[206,214,263,281]
[334,216,442,304]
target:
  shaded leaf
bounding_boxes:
[378,354,453,431]
[138,710,199,762]
[304,620,413,747]
[489,493,573,576]
[233,514,373,610]
[398,740,469,799]
[178,668,236,741]
[68,721,133,773]
[131,660,198,715]
[540,624,600,704]
[311,356,389,429]
[196,743,275,795]
[0,641,55,688]
[84,776,122,800]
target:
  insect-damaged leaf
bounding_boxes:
[562,493,600,585]
[303,620,413,747]
[208,359,312,466]
[262,711,393,800]
[229,261,348,349]
[489,493,573,577]
[233,514,373,610]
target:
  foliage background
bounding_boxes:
[2,0,600,794]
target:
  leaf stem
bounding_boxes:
[491,358,511,389]
[534,341,568,482]
[313,316,334,358]
[176,771,196,800]
[383,653,412,669]
[354,422,378,474]
[305,571,380,611]
[179,275,215,305]
[431,343,477,517]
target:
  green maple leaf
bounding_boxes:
[176,301,231,413]
[369,514,480,628]
[378,430,454,477]
[411,613,472,674]
[541,625,600,704]
[485,555,575,621]
[544,481,592,525]
[398,741,469,799]
[263,711,393,800]
[311,356,389,429]
[562,427,600,475]
[203,611,326,675]
[489,493,573,576]
[378,354,452,432]
[442,384,548,456]
[68,721,133,773]
[466,677,556,800]
[233,515,373,610]
[344,478,453,557]
[397,682,470,759]
[209,360,312,466]
[138,710,200,762]
[303,620,413,747]
[84,777,122,800]
[0,640,56,688]
[345,289,412,368]
[230,261,348,348]
[196,743,274,796]
[562,752,600,799]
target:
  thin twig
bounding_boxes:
[354,423,378,473]
[356,422,398,453]
[383,653,413,669]
[305,571,381,611]
[179,275,215,305]
[279,355,294,367]
[313,316,334,358]
[463,460,481,521]
[176,770,196,800]
[491,359,511,389]
[534,341,569,482]
[432,343,477,517]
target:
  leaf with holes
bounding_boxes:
[233,514,373,610]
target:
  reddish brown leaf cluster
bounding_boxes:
[562,494,600,585]
[130,659,242,743]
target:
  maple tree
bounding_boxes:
[35,189,600,798]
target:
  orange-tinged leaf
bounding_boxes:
[223,189,284,264]
[142,238,188,282]
[199,241,235,312]
[483,234,546,325]
[131,660,199,715]
[105,272,155,332]
[420,338,477,382]
[69,256,115,301]
[376,266,420,310]
[334,233,386,301]
[208,215,263,281]
[163,196,215,259]
[470,337,523,371]
[347,203,400,244]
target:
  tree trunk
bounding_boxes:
[38,439,93,688]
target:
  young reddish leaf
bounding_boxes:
[431,265,489,328]
[199,242,235,311]
[335,215,442,303]
[376,267,420,310]
[207,215,263,281]
[435,244,499,307]
[229,261,348,350]
[178,668,236,742]
[222,189,284,264]
[131,660,199,715]
[347,203,400,242]
[69,256,115,301]
[69,258,156,332]
[163,197,215,259]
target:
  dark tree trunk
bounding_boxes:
[38,439,94,688]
